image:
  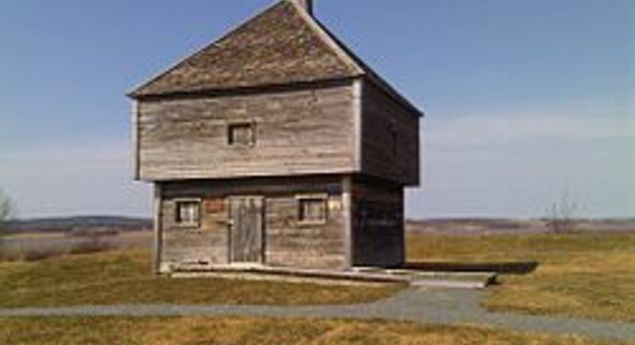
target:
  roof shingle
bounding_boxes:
[129,1,361,97]
[129,1,423,117]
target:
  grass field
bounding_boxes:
[407,232,635,322]
[0,250,401,307]
[1,231,633,323]
[1,317,629,345]
[0,231,150,261]
[1,231,634,344]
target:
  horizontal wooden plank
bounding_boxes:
[351,180,405,267]
[137,84,356,181]
[361,81,420,186]
[158,177,347,271]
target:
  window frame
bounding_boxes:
[174,198,202,228]
[296,194,329,226]
[227,121,256,147]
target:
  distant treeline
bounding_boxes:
[407,218,635,235]
[1,216,152,234]
[3,216,633,235]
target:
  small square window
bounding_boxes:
[175,200,201,227]
[228,122,255,146]
[298,197,327,224]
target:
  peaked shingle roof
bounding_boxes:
[129,1,363,97]
[129,1,423,117]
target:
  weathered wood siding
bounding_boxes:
[266,193,347,269]
[158,176,347,271]
[351,177,404,267]
[229,196,264,263]
[160,194,229,272]
[361,80,420,186]
[137,82,356,181]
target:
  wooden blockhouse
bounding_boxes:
[128,0,423,273]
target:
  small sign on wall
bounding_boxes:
[205,198,225,214]
[328,199,342,211]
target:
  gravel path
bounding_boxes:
[1,288,634,342]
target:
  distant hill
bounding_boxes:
[1,216,152,234]
[3,216,633,235]
[407,218,635,235]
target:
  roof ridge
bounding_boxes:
[127,1,285,97]
[127,0,424,117]
[305,6,425,117]
[286,0,364,75]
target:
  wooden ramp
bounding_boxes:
[170,266,498,289]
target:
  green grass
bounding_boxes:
[407,232,635,322]
[0,250,402,307]
[1,317,628,345]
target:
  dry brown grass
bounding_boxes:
[0,231,151,261]
[0,250,402,307]
[0,317,628,345]
[0,236,112,261]
[407,232,635,322]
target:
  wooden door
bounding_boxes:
[229,196,264,264]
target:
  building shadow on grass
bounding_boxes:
[403,261,539,275]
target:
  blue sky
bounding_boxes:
[0,0,633,219]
